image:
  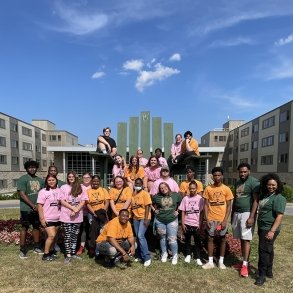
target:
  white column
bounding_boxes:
[92,157,95,175]
[205,154,209,185]
[62,152,66,180]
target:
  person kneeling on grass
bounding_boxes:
[95,209,135,266]
[202,167,233,270]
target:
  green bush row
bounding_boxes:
[0,192,19,200]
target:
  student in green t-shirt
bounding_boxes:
[255,173,286,286]
[17,160,44,259]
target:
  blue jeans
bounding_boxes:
[154,218,178,256]
[133,219,151,262]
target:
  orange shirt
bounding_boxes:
[109,186,132,213]
[181,138,199,156]
[124,166,145,181]
[203,184,233,222]
[131,190,152,220]
[179,179,204,196]
[96,216,133,243]
[87,187,110,211]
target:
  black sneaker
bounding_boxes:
[19,250,28,259]
[42,254,54,261]
[49,250,58,258]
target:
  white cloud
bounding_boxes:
[135,63,180,92]
[266,58,293,80]
[123,59,144,71]
[169,53,181,61]
[275,33,293,46]
[92,71,105,79]
[208,37,255,48]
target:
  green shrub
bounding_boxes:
[0,192,19,200]
[283,184,293,203]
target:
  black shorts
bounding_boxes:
[46,221,61,227]
[20,211,40,229]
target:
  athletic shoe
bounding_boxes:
[76,246,84,256]
[33,247,44,255]
[196,259,203,266]
[71,254,82,260]
[19,250,28,259]
[161,252,168,263]
[49,250,57,258]
[42,254,54,261]
[232,262,250,269]
[172,254,178,265]
[218,263,226,270]
[64,256,72,264]
[202,262,215,269]
[184,255,191,263]
[240,265,249,277]
[144,259,151,267]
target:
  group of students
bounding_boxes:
[16,127,286,287]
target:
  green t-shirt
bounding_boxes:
[57,179,66,188]
[152,192,182,224]
[257,193,286,231]
[17,174,44,212]
[233,176,259,213]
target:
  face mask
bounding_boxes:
[134,186,142,191]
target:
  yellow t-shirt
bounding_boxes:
[109,186,132,213]
[179,179,204,195]
[203,184,234,221]
[181,138,199,156]
[96,216,133,243]
[87,187,110,211]
[124,166,145,180]
[131,190,152,220]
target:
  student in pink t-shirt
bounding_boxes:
[37,175,62,261]
[179,180,204,266]
[143,156,162,192]
[59,171,88,264]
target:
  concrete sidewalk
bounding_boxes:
[0,200,20,209]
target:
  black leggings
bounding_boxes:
[184,224,201,259]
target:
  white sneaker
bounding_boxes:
[134,258,142,263]
[202,262,215,269]
[161,252,168,263]
[196,259,203,266]
[172,254,178,265]
[144,259,151,267]
[184,255,191,263]
[218,263,226,269]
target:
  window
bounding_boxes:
[0,136,6,147]
[42,134,46,141]
[252,140,258,149]
[49,135,57,141]
[11,139,18,148]
[251,157,258,165]
[22,142,32,151]
[0,118,5,129]
[23,157,32,164]
[279,153,288,163]
[233,160,238,167]
[35,132,40,139]
[234,146,238,153]
[241,127,249,137]
[42,147,46,154]
[10,122,18,132]
[42,160,47,167]
[240,143,249,152]
[261,155,273,165]
[262,136,274,147]
[58,135,61,141]
[229,134,234,141]
[0,155,7,164]
[214,136,218,142]
[279,132,289,143]
[12,179,18,187]
[0,179,8,189]
[22,126,32,137]
[252,124,259,133]
[262,116,275,129]
[240,158,248,163]
[219,136,226,142]
[12,156,19,165]
[280,110,289,122]
[36,145,41,153]
[228,148,232,155]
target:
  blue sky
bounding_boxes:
[1,0,293,146]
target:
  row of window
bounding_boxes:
[0,155,47,167]
[0,138,47,153]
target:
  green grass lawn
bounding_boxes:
[0,209,293,293]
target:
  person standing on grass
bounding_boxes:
[59,171,88,264]
[17,160,44,259]
[202,167,233,270]
[37,175,62,261]
[179,180,204,266]
[131,178,152,267]
[231,163,259,278]
[254,173,286,286]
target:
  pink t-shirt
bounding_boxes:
[179,195,204,227]
[144,166,161,182]
[158,157,168,167]
[171,142,182,157]
[37,188,62,222]
[59,184,88,223]
[112,165,125,178]
[139,157,148,167]
[150,177,179,196]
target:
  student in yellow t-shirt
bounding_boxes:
[109,176,132,218]
[179,166,204,196]
[124,156,145,190]
[202,167,233,270]
[96,209,135,264]
[131,178,152,267]
[87,175,110,254]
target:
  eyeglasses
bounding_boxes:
[161,170,169,172]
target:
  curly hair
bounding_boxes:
[259,173,283,195]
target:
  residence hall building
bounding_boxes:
[222,100,293,187]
